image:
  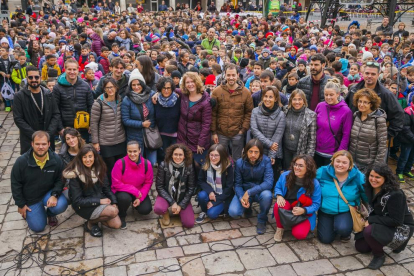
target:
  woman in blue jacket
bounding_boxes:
[316,150,368,244]
[273,155,321,242]
[228,139,274,235]
[121,69,157,165]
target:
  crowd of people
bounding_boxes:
[3,1,414,271]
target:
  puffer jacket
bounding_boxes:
[177,91,212,152]
[53,73,94,129]
[211,80,254,137]
[316,165,368,215]
[90,94,126,146]
[155,161,195,209]
[90,33,105,56]
[296,74,332,105]
[121,88,156,150]
[283,107,317,156]
[349,109,387,172]
[396,105,414,145]
[250,105,286,159]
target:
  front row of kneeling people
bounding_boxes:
[11,131,414,270]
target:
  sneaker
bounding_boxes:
[274,227,284,242]
[340,235,351,242]
[196,212,207,224]
[120,218,127,229]
[403,172,414,180]
[367,255,385,270]
[256,222,266,235]
[48,216,58,227]
[5,107,11,112]
[398,174,406,183]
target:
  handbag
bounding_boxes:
[278,202,308,229]
[333,178,365,233]
[136,103,162,150]
[1,78,14,100]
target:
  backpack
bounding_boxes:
[121,157,148,175]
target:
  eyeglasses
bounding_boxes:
[357,100,371,105]
[104,86,116,91]
[28,75,40,80]
[162,87,172,91]
[294,163,305,168]
[366,61,380,68]
[209,154,220,159]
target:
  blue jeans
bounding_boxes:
[317,211,353,244]
[26,191,68,232]
[143,147,157,165]
[160,135,177,161]
[228,190,272,224]
[197,191,224,219]
[396,143,414,174]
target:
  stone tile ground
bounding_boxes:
[0,111,413,276]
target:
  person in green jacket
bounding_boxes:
[316,150,368,244]
[11,52,32,89]
[201,28,220,55]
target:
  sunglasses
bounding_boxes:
[28,76,40,80]
[366,61,380,67]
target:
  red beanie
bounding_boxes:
[205,75,216,86]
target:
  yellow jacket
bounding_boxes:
[41,63,62,81]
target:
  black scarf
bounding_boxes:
[286,84,296,95]
[260,103,278,116]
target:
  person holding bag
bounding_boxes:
[273,155,321,242]
[316,150,368,244]
[355,163,414,270]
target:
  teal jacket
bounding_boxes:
[316,165,368,215]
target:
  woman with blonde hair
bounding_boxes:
[282,89,317,170]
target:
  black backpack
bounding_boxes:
[121,157,148,175]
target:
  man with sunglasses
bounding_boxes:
[346,62,404,139]
[13,66,61,154]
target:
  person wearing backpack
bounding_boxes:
[11,51,32,90]
[0,46,15,112]
[111,141,153,229]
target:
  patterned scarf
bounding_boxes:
[158,92,179,108]
[206,164,223,195]
[168,161,185,201]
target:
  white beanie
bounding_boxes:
[128,69,146,86]
[362,51,373,61]
[0,37,9,46]
[85,62,98,72]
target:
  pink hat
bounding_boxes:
[77,18,84,23]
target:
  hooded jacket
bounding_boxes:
[211,80,253,137]
[90,33,105,56]
[349,109,388,172]
[53,73,94,129]
[316,165,367,215]
[315,101,353,155]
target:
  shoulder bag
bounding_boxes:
[136,103,162,150]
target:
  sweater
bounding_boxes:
[154,97,181,134]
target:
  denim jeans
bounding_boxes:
[143,147,157,165]
[317,210,353,244]
[396,143,414,174]
[197,190,224,219]
[26,191,69,232]
[228,190,272,224]
[160,135,177,161]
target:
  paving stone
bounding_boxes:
[4,212,23,222]
[85,233,103,248]
[380,264,411,276]
[166,236,178,247]
[176,234,201,245]
[14,267,43,276]
[209,240,233,252]
[292,259,338,276]
[0,229,26,256]
[104,266,127,276]
[127,258,182,276]
[231,236,260,247]
[403,262,414,274]
[0,193,11,204]
[256,233,276,245]
[0,204,7,215]
[344,269,384,276]
[268,264,298,276]
[354,254,394,266]
[85,247,103,260]
[179,255,206,276]
[185,225,202,234]
[289,240,320,261]
[313,239,341,258]
[244,267,272,276]
[134,250,157,263]
[182,243,210,255]
[201,251,244,275]
[46,237,85,262]
[163,226,185,238]
[201,229,242,243]
[384,247,413,263]
[268,243,300,264]
[239,225,273,236]
[230,218,252,228]
[50,226,84,240]
[104,254,136,267]
[330,257,364,271]
[43,258,103,276]
[0,185,10,193]
[156,247,184,260]
[200,223,214,232]
[331,240,359,256]
[237,248,276,270]
[212,221,232,230]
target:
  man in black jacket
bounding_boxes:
[53,59,94,142]
[13,66,61,154]
[11,131,68,232]
[345,62,404,138]
[375,16,393,36]
[93,58,129,99]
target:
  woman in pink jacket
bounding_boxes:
[111,141,153,229]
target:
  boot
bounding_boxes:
[161,212,170,226]
[274,227,284,242]
[367,255,385,270]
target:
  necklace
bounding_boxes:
[30,91,44,116]
[288,109,303,141]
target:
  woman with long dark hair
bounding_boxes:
[59,128,85,168]
[355,163,414,270]
[136,55,161,91]
[273,155,321,241]
[64,145,121,237]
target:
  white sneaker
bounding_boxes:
[274,227,284,242]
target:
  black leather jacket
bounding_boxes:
[155,161,195,209]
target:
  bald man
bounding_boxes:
[104,31,118,50]
[201,28,221,54]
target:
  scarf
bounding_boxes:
[158,92,179,108]
[206,164,223,195]
[129,89,151,105]
[168,161,185,201]
[259,102,278,116]
[286,84,296,95]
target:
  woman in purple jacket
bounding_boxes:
[177,72,212,172]
[315,78,353,167]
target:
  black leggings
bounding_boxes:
[314,154,332,168]
[103,154,125,182]
[116,192,153,218]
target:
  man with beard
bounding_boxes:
[103,31,117,50]
[201,28,221,55]
[211,64,254,160]
[13,66,61,154]
[297,54,331,111]
[11,131,68,232]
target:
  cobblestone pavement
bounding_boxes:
[0,110,414,276]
